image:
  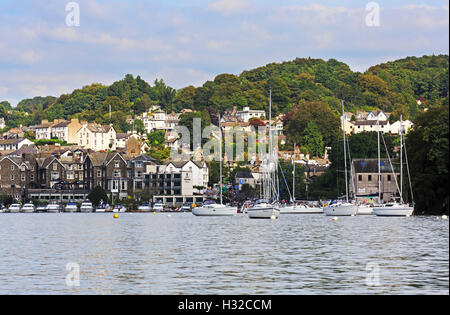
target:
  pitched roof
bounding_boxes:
[353,158,398,173]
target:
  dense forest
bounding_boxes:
[1,55,448,130]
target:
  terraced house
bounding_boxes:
[0,154,38,200]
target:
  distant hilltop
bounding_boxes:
[0,54,448,133]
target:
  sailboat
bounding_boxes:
[192,115,237,217]
[247,89,280,219]
[324,100,358,216]
[277,143,323,214]
[373,116,414,217]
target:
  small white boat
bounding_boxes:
[277,203,323,214]
[137,203,152,212]
[152,202,165,212]
[357,204,374,215]
[36,205,48,212]
[21,203,36,213]
[247,199,279,219]
[46,203,60,213]
[373,203,414,217]
[95,203,111,212]
[192,200,237,216]
[8,203,22,213]
[80,201,94,213]
[112,204,127,213]
[64,202,78,213]
[323,201,358,216]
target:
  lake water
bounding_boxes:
[0,213,448,295]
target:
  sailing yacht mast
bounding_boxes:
[400,115,403,203]
[219,114,223,205]
[268,88,272,202]
[341,100,349,202]
[377,112,381,204]
[292,142,296,203]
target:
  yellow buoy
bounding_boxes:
[332,217,339,221]
[270,215,276,220]
[168,214,172,218]
[113,214,119,219]
[442,215,448,220]
[153,211,157,215]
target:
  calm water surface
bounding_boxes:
[0,213,448,294]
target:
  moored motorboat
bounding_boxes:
[21,203,36,213]
[95,203,111,212]
[64,202,78,213]
[80,201,94,213]
[46,203,61,213]
[8,203,22,213]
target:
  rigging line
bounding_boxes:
[381,132,402,201]
[402,136,415,204]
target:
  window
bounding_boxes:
[114,161,120,168]
[21,174,26,181]
[21,165,26,171]
[97,170,102,177]
[11,165,14,170]
[136,161,143,168]
[67,172,74,180]
[358,175,362,181]
[30,174,34,181]
[121,181,126,190]
[368,175,372,181]
[387,174,391,181]
[114,170,121,177]
[53,163,58,171]
[51,172,60,180]
[11,174,15,181]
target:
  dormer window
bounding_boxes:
[114,161,120,168]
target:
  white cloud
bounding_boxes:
[207,0,252,15]
[20,50,41,64]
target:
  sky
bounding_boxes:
[0,0,448,106]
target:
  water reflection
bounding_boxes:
[0,213,447,294]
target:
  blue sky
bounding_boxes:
[0,0,448,106]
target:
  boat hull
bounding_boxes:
[192,207,237,216]
[323,204,358,216]
[373,206,414,217]
[247,207,280,219]
[357,205,374,215]
[277,206,323,214]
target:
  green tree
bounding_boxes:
[88,186,109,207]
[301,121,324,157]
[406,104,449,214]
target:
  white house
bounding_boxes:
[0,138,34,152]
[35,120,54,140]
[76,123,117,151]
[236,107,266,122]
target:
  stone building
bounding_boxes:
[351,158,400,203]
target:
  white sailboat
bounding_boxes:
[192,114,237,217]
[324,100,358,216]
[248,89,280,219]
[373,116,414,217]
[277,143,323,214]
